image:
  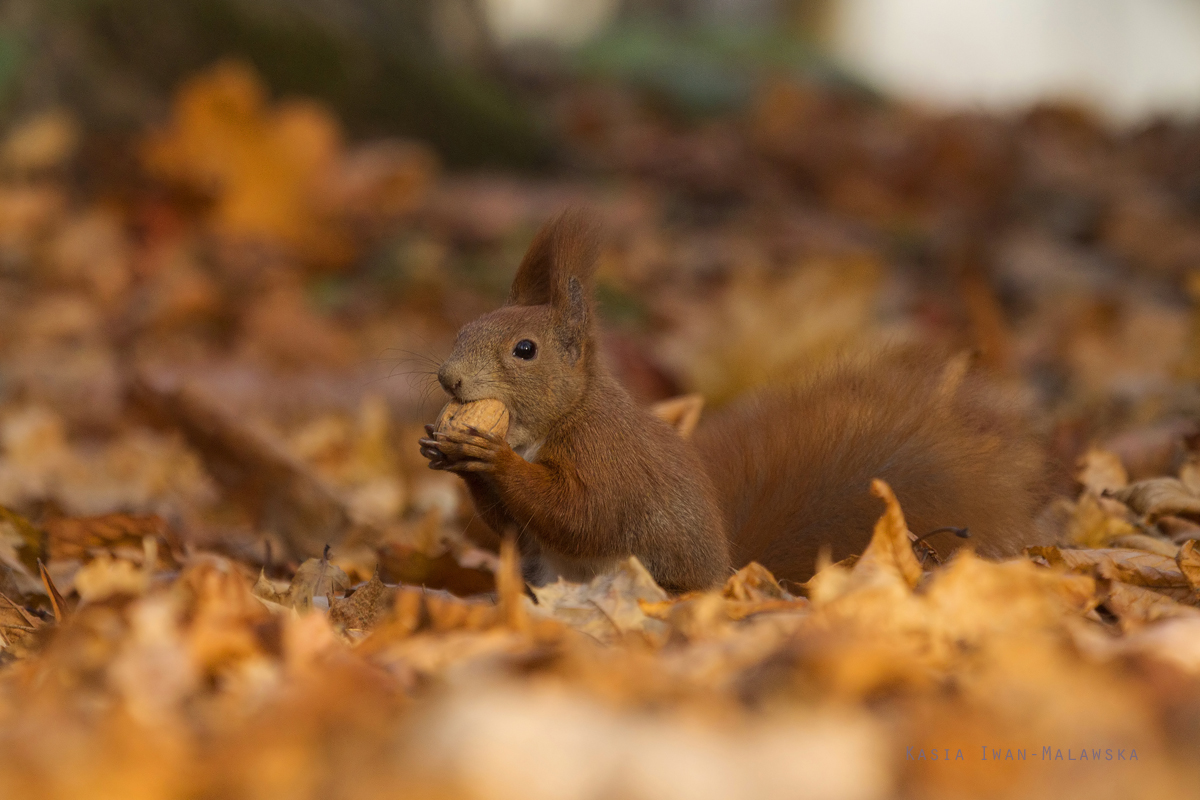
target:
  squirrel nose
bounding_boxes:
[438,366,463,397]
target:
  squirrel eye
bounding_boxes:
[512,339,537,360]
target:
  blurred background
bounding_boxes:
[0,0,1199,575]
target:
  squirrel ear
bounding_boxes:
[507,210,600,309]
[556,277,589,364]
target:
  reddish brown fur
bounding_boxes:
[422,211,1046,593]
[693,350,1046,582]
[421,211,730,592]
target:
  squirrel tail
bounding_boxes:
[692,348,1048,582]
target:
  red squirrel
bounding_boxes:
[419,212,1045,592]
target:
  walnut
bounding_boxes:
[435,398,510,439]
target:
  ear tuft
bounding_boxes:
[507,209,601,309]
[558,276,589,365]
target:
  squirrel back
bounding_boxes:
[692,349,1046,581]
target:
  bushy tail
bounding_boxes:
[692,349,1047,582]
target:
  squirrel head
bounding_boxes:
[438,210,599,447]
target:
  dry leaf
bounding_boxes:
[0,505,44,574]
[1,110,79,172]
[132,374,351,559]
[74,555,148,602]
[0,591,42,655]
[329,569,395,633]
[289,547,351,612]
[531,558,669,644]
[45,513,177,566]
[1108,478,1200,521]
[723,562,791,603]
[1101,580,1200,631]
[1178,539,1200,594]
[1065,492,1138,547]
[1027,546,1194,602]
[251,569,288,606]
[143,60,351,264]
[1109,533,1180,557]
[649,394,705,439]
[37,558,68,622]
[1077,447,1128,494]
[850,479,924,591]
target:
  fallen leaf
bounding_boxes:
[1027,546,1194,602]
[289,547,351,612]
[38,558,68,622]
[649,394,705,439]
[1077,447,1128,494]
[329,568,395,633]
[531,558,669,644]
[0,505,45,574]
[1101,580,1200,631]
[142,60,352,265]
[0,591,42,655]
[849,479,924,591]
[45,513,178,566]
[74,555,149,602]
[1108,478,1200,521]
[1065,492,1138,547]
[723,562,791,602]
[1178,539,1200,595]
[1,109,79,172]
[1109,533,1179,557]
[132,373,351,559]
[376,542,495,596]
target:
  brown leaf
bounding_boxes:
[1178,539,1200,594]
[376,543,495,596]
[329,569,396,633]
[1076,447,1128,494]
[132,372,351,559]
[722,562,791,602]
[1108,533,1180,557]
[851,479,924,590]
[1027,546,1194,602]
[531,558,669,644]
[1101,581,1200,631]
[424,590,499,632]
[1158,514,1200,543]
[0,506,45,574]
[142,60,353,265]
[251,569,288,606]
[639,591,732,639]
[37,558,68,622]
[45,513,178,567]
[289,548,351,612]
[73,555,148,602]
[648,394,705,439]
[0,591,42,655]
[495,538,528,633]
[1108,477,1200,521]
[1065,492,1137,547]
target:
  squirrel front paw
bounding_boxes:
[418,424,513,473]
[418,424,452,470]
